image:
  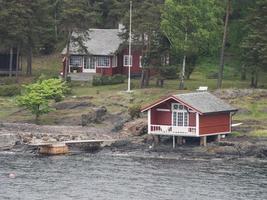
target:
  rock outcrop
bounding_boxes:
[0,132,19,150]
[81,106,107,126]
[120,118,148,137]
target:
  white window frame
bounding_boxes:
[172,103,189,127]
[69,56,83,68]
[112,55,117,68]
[123,55,132,67]
[97,56,110,68]
[139,56,142,68]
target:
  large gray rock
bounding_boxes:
[54,101,92,110]
[0,133,19,150]
[81,106,107,126]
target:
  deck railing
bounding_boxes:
[150,125,197,136]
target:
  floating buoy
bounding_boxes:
[8,173,16,179]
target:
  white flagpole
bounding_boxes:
[127,1,132,93]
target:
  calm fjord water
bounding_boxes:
[0,153,266,200]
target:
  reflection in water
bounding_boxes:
[0,152,266,200]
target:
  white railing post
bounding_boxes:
[196,113,199,136]
[148,109,151,134]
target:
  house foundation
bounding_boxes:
[153,135,160,145]
[215,134,221,142]
[177,137,183,145]
[200,136,207,146]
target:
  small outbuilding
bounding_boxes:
[141,92,238,147]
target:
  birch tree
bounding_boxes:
[161,0,223,89]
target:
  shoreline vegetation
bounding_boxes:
[0,52,266,159]
[0,75,266,159]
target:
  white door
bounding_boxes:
[83,57,96,73]
[172,111,189,133]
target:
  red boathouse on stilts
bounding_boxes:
[141,92,238,147]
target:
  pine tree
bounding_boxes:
[117,0,164,88]
[241,0,267,88]
[59,0,100,79]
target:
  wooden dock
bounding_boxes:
[28,139,116,155]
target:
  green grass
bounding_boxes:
[0,97,18,119]
[0,53,266,138]
[251,130,267,137]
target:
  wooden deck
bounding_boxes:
[68,73,95,81]
[28,139,116,147]
[28,139,116,155]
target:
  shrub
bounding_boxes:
[206,71,218,79]
[128,104,141,119]
[0,77,17,85]
[0,85,21,96]
[92,74,126,86]
[159,66,179,79]
[17,78,69,122]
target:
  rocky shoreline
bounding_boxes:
[1,122,267,160]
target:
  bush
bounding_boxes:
[0,77,17,85]
[128,104,141,119]
[17,78,69,122]
[92,74,126,86]
[160,66,179,79]
[0,85,21,96]
[206,71,218,79]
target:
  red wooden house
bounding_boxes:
[141,92,238,146]
[61,25,143,77]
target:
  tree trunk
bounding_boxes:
[179,55,186,90]
[140,69,145,88]
[250,70,255,88]
[217,0,231,89]
[26,45,32,75]
[179,32,187,90]
[64,30,72,80]
[9,47,13,77]
[54,7,58,41]
[15,46,20,83]
[144,69,150,86]
[254,69,258,88]
[241,64,246,80]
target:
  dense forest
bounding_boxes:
[0,0,266,88]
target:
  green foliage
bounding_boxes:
[161,0,223,80]
[159,66,178,79]
[240,0,267,87]
[0,85,21,97]
[128,104,141,119]
[161,0,223,55]
[0,77,17,85]
[92,75,126,86]
[16,79,68,122]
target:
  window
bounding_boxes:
[123,55,132,67]
[173,111,188,127]
[172,103,188,127]
[112,55,117,67]
[70,56,83,67]
[172,103,186,111]
[139,56,142,68]
[97,56,110,67]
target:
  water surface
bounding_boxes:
[0,152,266,200]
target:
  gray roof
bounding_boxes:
[174,92,237,114]
[62,29,123,56]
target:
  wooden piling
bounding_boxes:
[177,137,183,145]
[200,136,207,147]
[39,143,69,155]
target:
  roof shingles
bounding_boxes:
[62,29,123,56]
[174,92,237,114]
